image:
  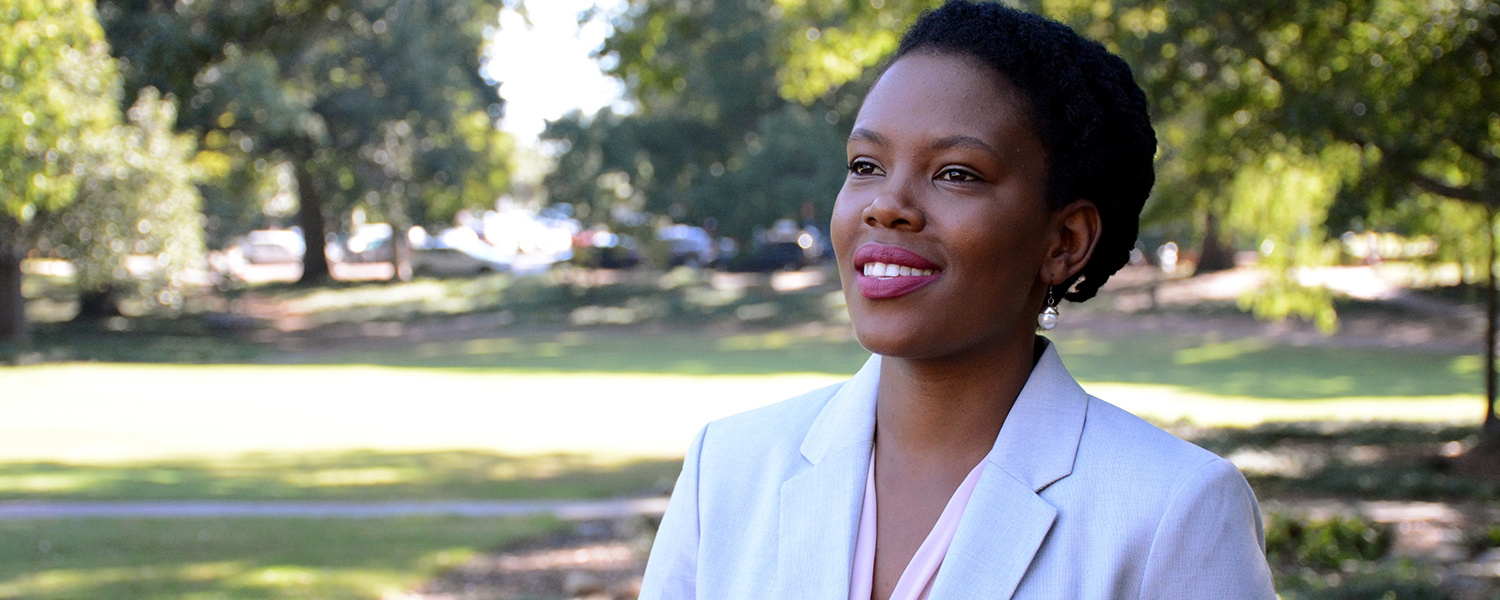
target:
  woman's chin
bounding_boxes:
[851,322,958,360]
[850,313,1032,362]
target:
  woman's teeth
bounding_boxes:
[862,262,935,277]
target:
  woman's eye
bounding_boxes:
[848,160,883,176]
[937,168,980,182]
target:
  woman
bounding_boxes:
[640,2,1276,599]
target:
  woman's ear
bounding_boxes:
[1043,199,1102,285]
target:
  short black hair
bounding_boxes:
[893,0,1156,302]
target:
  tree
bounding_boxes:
[99,0,515,283]
[41,89,206,319]
[1,0,129,339]
[544,0,859,244]
[1193,0,1500,433]
[1,0,207,338]
[781,0,1500,434]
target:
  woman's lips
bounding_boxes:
[851,243,942,299]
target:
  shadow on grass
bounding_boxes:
[3,264,1484,401]
[291,329,1481,400]
[3,322,1482,402]
[286,327,873,376]
[1184,422,1498,502]
[0,516,560,599]
[0,451,682,502]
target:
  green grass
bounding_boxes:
[1051,330,1479,400]
[7,321,1477,400]
[1191,422,1500,501]
[0,516,561,600]
[289,327,1481,400]
[7,271,1490,599]
[8,265,1485,400]
[291,327,873,375]
[0,451,680,502]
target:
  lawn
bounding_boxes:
[0,319,1485,495]
[0,451,682,503]
[0,516,559,599]
[2,268,1491,598]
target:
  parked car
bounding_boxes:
[342,223,395,263]
[658,224,718,268]
[409,226,511,276]
[570,229,643,269]
[411,244,510,276]
[725,220,827,272]
[239,229,305,264]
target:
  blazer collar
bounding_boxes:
[777,355,879,599]
[798,352,881,465]
[780,339,1089,600]
[798,339,1089,491]
[985,339,1088,493]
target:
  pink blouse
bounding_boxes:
[847,454,989,600]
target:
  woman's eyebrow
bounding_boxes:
[930,135,1003,159]
[848,128,889,146]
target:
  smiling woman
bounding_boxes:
[638,3,1275,600]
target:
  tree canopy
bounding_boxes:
[543,0,861,243]
[99,0,517,280]
[1,0,204,337]
[552,0,1497,334]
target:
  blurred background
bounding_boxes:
[2,0,1499,598]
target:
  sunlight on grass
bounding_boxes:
[0,451,681,502]
[0,360,1484,472]
[0,364,846,463]
[1172,339,1273,365]
[1450,354,1484,375]
[0,474,97,494]
[1093,384,1483,427]
[0,517,555,600]
[284,467,410,487]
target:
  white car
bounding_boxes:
[410,227,511,276]
[240,229,306,264]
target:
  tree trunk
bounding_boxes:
[294,157,331,285]
[1484,207,1499,440]
[74,286,122,321]
[1196,210,1237,274]
[0,217,25,341]
[386,193,413,282]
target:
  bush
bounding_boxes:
[1266,513,1394,570]
[1277,564,1449,600]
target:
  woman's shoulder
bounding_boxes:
[1063,394,1249,508]
[696,380,846,454]
[1081,396,1218,466]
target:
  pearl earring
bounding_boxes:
[1038,286,1060,330]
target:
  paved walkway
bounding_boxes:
[0,497,669,520]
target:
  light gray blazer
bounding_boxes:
[639,343,1277,600]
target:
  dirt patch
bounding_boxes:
[397,519,656,600]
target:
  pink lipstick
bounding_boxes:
[851,243,943,299]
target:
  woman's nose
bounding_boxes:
[863,178,925,231]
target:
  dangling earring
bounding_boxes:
[1038,286,1060,330]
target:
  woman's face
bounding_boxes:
[832,52,1057,360]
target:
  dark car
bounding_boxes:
[725,220,827,272]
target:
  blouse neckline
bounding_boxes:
[848,452,989,600]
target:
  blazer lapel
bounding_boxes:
[774,355,881,600]
[929,470,1058,598]
[928,341,1089,599]
[776,443,871,599]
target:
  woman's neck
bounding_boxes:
[874,334,1041,463]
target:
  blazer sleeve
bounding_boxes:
[1137,457,1277,600]
[639,424,708,600]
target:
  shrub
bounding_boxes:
[1266,513,1394,570]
